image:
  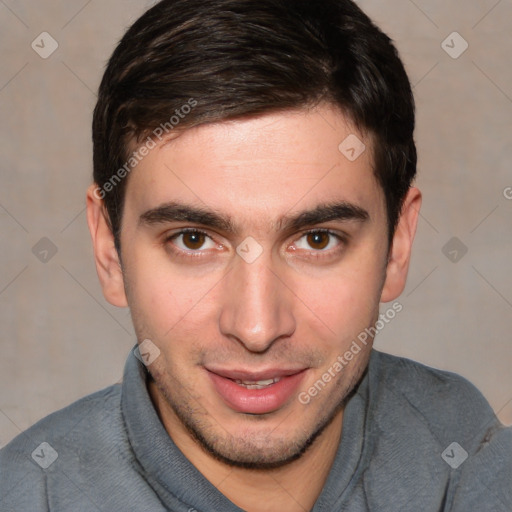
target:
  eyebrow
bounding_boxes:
[138,201,369,234]
[283,202,369,231]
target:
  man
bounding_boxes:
[1,0,510,510]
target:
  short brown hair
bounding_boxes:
[92,0,416,251]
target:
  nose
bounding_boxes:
[218,249,296,353]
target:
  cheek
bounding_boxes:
[295,280,378,348]
[293,253,384,339]
[124,247,222,338]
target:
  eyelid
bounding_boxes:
[163,227,347,260]
[166,227,210,237]
[165,227,219,252]
[298,227,346,242]
[290,228,347,253]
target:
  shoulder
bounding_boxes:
[368,350,502,451]
[0,383,126,507]
[450,423,512,510]
[360,350,510,509]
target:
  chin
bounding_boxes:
[173,392,348,470]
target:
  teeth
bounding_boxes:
[235,377,281,389]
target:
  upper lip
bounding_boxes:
[205,367,307,381]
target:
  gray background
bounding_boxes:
[0,0,511,447]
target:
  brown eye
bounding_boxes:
[166,229,217,256]
[182,231,206,250]
[306,232,330,250]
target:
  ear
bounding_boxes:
[86,184,128,307]
[380,187,422,302]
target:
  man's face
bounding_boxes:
[115,104,392,467]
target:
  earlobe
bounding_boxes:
[86,184,128,307]
[380,187,422,303]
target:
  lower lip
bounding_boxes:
[207,370,306,414]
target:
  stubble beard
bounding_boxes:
[146,357,369,470]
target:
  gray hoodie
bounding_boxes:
[1,348,510,511]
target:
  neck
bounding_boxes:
[148,379,343,512]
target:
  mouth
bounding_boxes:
[234,377,282,390]
[205,367,308,414]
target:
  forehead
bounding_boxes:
[123,103,383,228]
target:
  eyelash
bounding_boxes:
[164,228,346,259]
[165,228,217,257]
